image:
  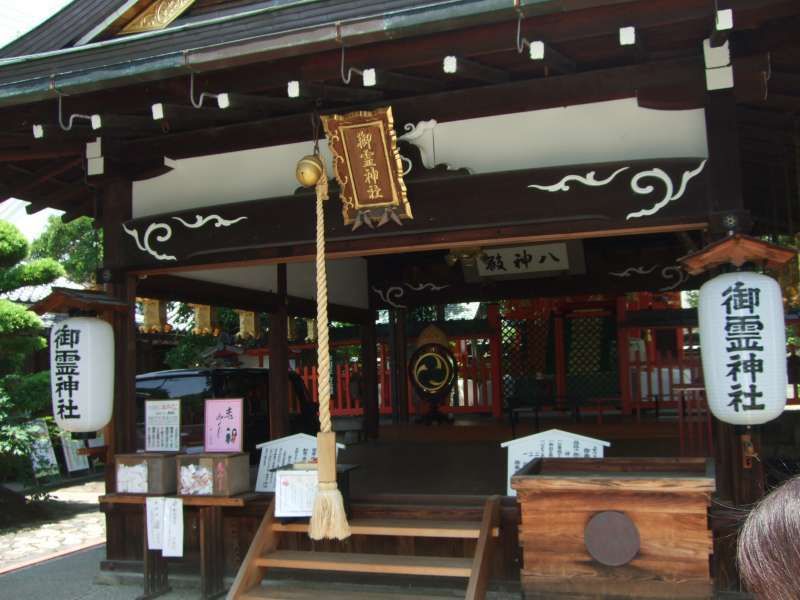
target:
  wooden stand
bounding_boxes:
[101,493,257,600]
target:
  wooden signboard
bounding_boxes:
[322,106,411,228]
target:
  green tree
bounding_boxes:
[0,221,63,374]
[0,221,63,488]
[30,216,101,285]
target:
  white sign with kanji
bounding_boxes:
[255,433,344,493]
[478,243,569,277]
[501,429,610,496]
[145,400,181,452]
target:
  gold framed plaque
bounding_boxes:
[322,107,412,229]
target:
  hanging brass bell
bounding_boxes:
[296,154,324,187]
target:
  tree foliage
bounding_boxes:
[0,222,63,375]
[0,220,63,486]
[164,334,218,369]
[30,216,101,285]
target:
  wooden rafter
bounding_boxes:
[3,157,82,200]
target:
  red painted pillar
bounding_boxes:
[488,304,503,420]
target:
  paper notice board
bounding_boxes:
[275,470,318,517]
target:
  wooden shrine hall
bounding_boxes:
[3,0,800,598]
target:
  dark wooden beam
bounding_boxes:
[136,274,369,324]
[151,102,254,127]
[362,68,445,93]
[531,42,577,75]
[268,263,290,439]
[443,56,509,84]
[768,71,800,96]
[123,57,707,160]
[120,158,711,271]
[0,144,83,162]
[216,92,310,114]
[27,184,91,215]
[94,114,165,133]
[31,123,95,141]
[288,81,383,104]
[6,157,82,199]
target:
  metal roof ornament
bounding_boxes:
[119,0,197,35]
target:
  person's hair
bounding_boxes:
[737,475,800,600]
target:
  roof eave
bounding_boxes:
[0,0,639,109]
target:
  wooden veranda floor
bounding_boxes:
[336,417,686,497]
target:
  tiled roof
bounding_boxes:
[1,276,83,305]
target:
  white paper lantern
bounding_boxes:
[698,272,787,426]
[50,317,115,433]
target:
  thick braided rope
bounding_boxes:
[315,170,332,434]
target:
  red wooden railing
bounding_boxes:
[260,333,501,418]
[629,349,713,456]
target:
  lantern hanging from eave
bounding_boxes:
[698,271,787,426]
[50,316,115,434]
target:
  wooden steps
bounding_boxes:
[272,518,498,539]
[240,583,466,600]
[227,495,502,600]
[256,550,473,577]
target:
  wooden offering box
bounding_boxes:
[177,452,249,497]
[115,453,177,495]
[511,457,715,599]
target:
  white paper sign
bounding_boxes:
[255,434,343,493]
[501,429,610,496]
[146,497,165,550]
[60,431,89,472]
[478,243,569,277]
[161,498,184,557]
[275,470,318,517]
[145,400,181,452]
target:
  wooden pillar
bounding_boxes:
[704,90,744,215]
[361,312,379,438]
[705,88,766,504]
[389,308,409,424]
[488,303,503,420]
[268,263,289,439]
[101,179,137,493]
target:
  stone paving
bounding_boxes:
[0,479,106,574]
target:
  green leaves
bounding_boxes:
[0,221,29,268]
[0,258,63,293]
[30,216,102,285]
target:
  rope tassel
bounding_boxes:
[308,168,351,540]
